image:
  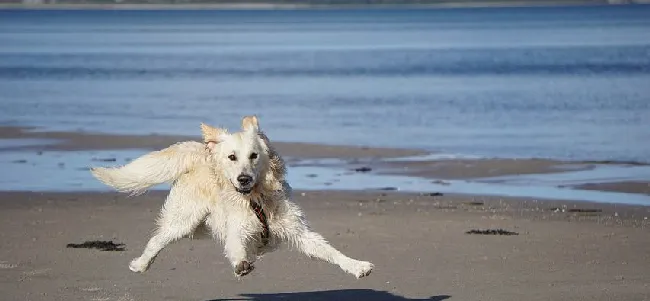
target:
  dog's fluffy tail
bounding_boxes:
[90,141,206,195]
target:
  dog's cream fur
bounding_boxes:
[90,116,374,279]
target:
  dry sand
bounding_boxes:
[1,126,650,300]
[0,191,649,301]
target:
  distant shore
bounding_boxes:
[0,1,620,10]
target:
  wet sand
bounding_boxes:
[0,126,424,159]
[3,126,647,197]
[574,181,650,196]
[0,190,649,301]
[379,158,593,179]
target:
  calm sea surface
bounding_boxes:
[1,6,649,162]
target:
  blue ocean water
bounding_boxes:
[1,6,649,162]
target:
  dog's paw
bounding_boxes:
[129,258,149,273]
[349,260,374,279]
[234,261,254,278]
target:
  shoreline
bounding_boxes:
[0,126,425,159]
[0,1,613,11]
[1,126,649,204]
[3,125,648,166]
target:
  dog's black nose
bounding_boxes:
[237,174,253,186]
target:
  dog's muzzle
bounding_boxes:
[235,174,254,194]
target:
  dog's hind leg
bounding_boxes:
[129,192,208,273]
[278,203,374,279]
[291,228,374,279]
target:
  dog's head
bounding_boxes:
[201,116,271,195]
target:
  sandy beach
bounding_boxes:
[1,190,649,301]
[1,127,650,301]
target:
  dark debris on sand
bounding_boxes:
[91,157,117,162]
[420,192,443,197]
[354,166,372,172]
[66,240,126,251]
[567,208,603,213]
[465,229,519,236]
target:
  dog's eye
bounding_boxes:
[249,153,258,160]
[228,154,237,161]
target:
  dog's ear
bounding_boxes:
[241,115,260,132]
[200,123,227,150]
[257,131,287,186]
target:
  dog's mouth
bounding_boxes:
[231,181,253,194]
[235,187,252,194]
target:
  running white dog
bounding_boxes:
[90,116,374,279]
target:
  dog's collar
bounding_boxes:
[250,196,269,246]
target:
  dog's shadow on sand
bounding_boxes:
[209,289,451,301]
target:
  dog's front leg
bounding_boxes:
[223,223,255,278]
[129,196,207,273]
[284,215,374,279]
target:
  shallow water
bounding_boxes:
[0,149,147,191]
[477,165,650,186]
[2,149,649,205]
[289,165,650,206]
[1,6,649,163]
